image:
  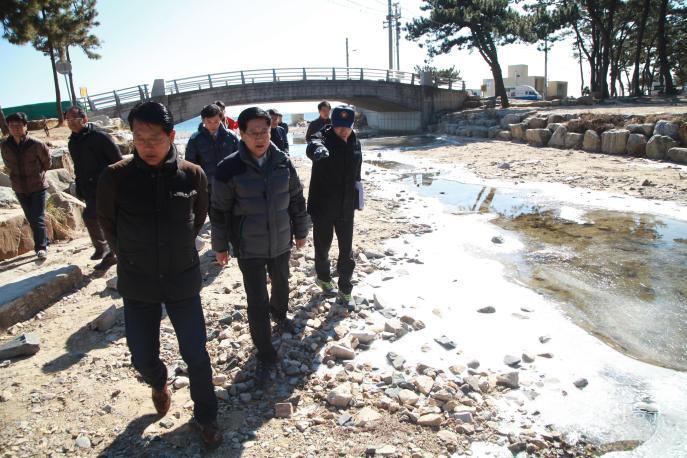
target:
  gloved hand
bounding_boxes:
[313,145,329,161]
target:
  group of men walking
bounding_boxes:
[1,99,363,449]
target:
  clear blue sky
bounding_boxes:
[0,0,583,108]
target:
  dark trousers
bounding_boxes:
[237,251,291,362]
[83,197,109,254]
[123,294,217,424]
[16,189,48,252]
[313,215,355,294]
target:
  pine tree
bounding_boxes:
[407,0,527,108]
[0,0,101,124]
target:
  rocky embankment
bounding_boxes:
[437,108,687,164]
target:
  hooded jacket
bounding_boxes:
[305,126,362,220]
[68,122,123,200]
[0,135,51,194]
[185,123,239,179]
[97,145,208,302]
[210,143,309,259]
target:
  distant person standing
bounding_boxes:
[306,106,362,304]
[97,102,222,449]
[211,107,309,387]
[268,109,289,154]
[65,106,122,271]
[305,100,331,142]
[0,112,51,259]
[185,104,239,197]
[214,100,239,133]
[277,113,289,135]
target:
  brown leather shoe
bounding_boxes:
[198,421,223,449]
[151,384,171,416]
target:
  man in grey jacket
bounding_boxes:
[210,107,309,386]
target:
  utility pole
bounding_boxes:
[346,37,349,67]
[544,36,548,100]
[394,3,401,70]
[385,0,393,69]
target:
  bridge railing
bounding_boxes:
[81,67,462,111]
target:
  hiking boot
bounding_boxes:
[315,278,337,296]
[337,291,353,304]
[90,249,105,260]
[274,317,296,336]
[254,360,275,389]
[196,420,223,449]
[94,253,117,272]
[151,384,171,416]
[36,249,47,260]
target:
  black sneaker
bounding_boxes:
[274,317,296,336]
[90,249,105,261]
[94,252,117,271]
[254,360,275,388]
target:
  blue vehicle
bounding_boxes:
[508,85,543,100]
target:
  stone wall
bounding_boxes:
[437,109,687,165]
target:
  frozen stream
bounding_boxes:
[347,137,687,457]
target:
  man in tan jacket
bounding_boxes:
[1,112,51,259]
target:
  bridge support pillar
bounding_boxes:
[151,79,166,97]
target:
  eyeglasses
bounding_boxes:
[243,129,270,138]
[133,135,169,147]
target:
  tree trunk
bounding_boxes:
[65,46,78,104]
[632,0,651,96]
[657,0,675,94]
[576,34,585,94]
[47,39,64,125]
[491,60,510,108]
[0,105,8,135]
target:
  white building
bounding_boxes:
[482,64,567,99]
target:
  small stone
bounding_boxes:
[160,418,174,429]
[106,276,118,290]
[477,306,496,314]
[496,372,519,389]
[503,355,521,367]
[414,375,434,395]
[573,378,588,389]
[417,413,443,427]
[354,406,382,427]
[437,429,458,443]
[386,352,405,370]
[327,383,352,408]
[375,444,397,456]
[212,374,227,386]
[328,344,356,360]
[0,391,12,402]
[0,333,41,359]
[539,335,551,344]
[398,389,420,406]
[173,377,190,389]
[75,435,91,448]
[453,410,474,423]
[274,402,293,418]
[467,359,480,369]
[434,335,457,350]
[89,304,119,331]
[456,423,475,435]
[491,236,504,244]
[449,364,465,375]
[239,392,252,402]
[522,352,536,363]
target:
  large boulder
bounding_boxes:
[653,120,679,140]
[565,133,584,149]
[526,128,552,147]
[576,95,594,105]
[500,113,523,129]
[679,123,687,146]
[496,130,512,141]
[667,147,687,164]
[547,122,565,132]
[583,130,601,152]
[47,192,86,235]
[0,188,18,209]
[547,114,566,124]
[626,123,655,137]
[548,126,568,148]
[510,123,526,141]
[646,135,678,160]
[626,134,647,156]
[471,126,489,138]
[488,126,502,139]
[525,117,547,129]
[0,208,56,261]
[601,129,630,154]
[45,169,75,195]
[50,148,74,176]
[566,118,585,133]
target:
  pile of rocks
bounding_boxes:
[438,109,687,164]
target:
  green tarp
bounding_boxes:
[4,101,84,120]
